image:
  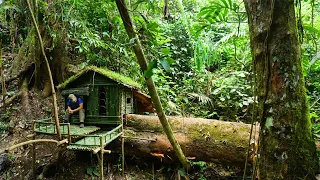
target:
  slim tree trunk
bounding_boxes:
[0,39,6,112]
[115,0,189,170]
[26,0,61,140]
[163,0,169,19]
[244,0,318,179]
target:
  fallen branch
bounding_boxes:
[0,139,69,154]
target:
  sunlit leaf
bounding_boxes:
[144,60,157,78]
[160,59,172,72]
[161,48,171,56]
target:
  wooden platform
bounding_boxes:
[34,118,123,152]
[35,124,100,136]
[67,127,122,151]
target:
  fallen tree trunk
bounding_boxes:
[111,114,259,166]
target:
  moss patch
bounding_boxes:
[57,66,141,89]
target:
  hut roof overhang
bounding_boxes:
[57,66,141,90]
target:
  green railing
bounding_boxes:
[33,118,71,135]
[69,124,122,147]
[33,118,123,151]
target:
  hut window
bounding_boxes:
[99,87,106,115]
[127,98,131,104]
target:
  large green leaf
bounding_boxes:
[303,23,320,36]
[144,60,157,78]
[160,58,174,72]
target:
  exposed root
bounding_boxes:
[0,91,23,109]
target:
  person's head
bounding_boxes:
[68,94,77,103]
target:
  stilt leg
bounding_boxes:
[32,138,36,180]
[121,136,124,176]
[152,161,154,180]
[121,118,125,177]
[32,121,36,180]
[100,136,104,180]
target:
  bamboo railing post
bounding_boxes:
[32,121,36,180]
[99,136,104,180]
[67,123,71,144]
[121,124,124,176]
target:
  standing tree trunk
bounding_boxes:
[26,0,61,140]
[163,0,169,19]
[244,0,318,179]
[0,39,6,112]
[115,0,189,170]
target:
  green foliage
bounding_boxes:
[191,161,207,180]
[0,121,8,134]
[3,0,320,126]
[86,166,99,178]
[192,0,245,37]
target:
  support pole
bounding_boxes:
[121,136,124,176]
[121,120,125,176]
[32,121,36,180]
[67,123,71,144]
[99,136,104,180]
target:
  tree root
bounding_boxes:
[0,91,23,109]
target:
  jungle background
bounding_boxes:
[0,0,320,179]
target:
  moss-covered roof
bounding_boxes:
[57,66,141,89]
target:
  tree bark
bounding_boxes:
[115,0,189,170]
[244,0,318,179]
[163,0,169,19]
[26,0,61,140]
[110,114,257,166]
[0,39,6,112]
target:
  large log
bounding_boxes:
[116,114,259,166]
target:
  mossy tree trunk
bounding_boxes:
[9,0,68,96]
[4,0,69,136]
[116,114,257,166]
[26,0,61,140]
[244,0,318,179]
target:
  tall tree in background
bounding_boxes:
[244,0,318,179]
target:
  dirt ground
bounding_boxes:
[0,52,247,180]
[0,88,248,180]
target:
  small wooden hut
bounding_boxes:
[57,66,153,126]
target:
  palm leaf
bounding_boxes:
[188,93,213,107]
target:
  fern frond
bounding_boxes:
[188,93,213,107]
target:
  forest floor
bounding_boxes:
[0,52,247,180]
[0,87,246,180]
[0,90,247,179]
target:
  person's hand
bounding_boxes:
[69,110,74,114]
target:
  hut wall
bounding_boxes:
[121,88,134,114]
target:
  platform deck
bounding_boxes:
[35,124,100,136]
